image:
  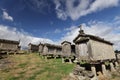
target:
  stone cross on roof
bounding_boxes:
[79,25,82,30]
[79,25,84,34]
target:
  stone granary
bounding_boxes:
[40,43,62,59]
[38,42,75,61]
[28,43,62,59]
[0,39,20,55]
[61,41,75,63]
[28,43,39,53]
[73,25,118,76]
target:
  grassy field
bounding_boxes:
[0,53,120,80]
[0,53,75,80]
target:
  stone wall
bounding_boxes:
[0,39,19,51]
[76,42,89,60]
[42,43,62,57]
[42,45,48,55]
[61,41,71,57]
[75,39,116,62]
[90,39,116,60]
[28,43,39,53]
[116,53,120,62]
[38,43,44,53]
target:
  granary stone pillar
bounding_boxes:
[62,58,65,63]
[110,62,116,72]
[115,61,119,67]
[14,52,16,55]
[43,45,48,56]
[54,49,57,59]
[41,55,44,59]
[54,49,57,54]
[7,52,9,55]
[91,65,97,77]
[45,56,48,61]
[54,56,57,59]
[69,59,72,64]
[101,63,107,75]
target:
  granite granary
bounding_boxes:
[0,39,20,56]
[41,43,62,58]
[73,25,116,62]
[71,25,118,79]
[28,43,39,53]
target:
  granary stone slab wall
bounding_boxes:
[43,45,48,55]
[75,42,90,60]
[75,44,79,57]
[61,41,71,57]
[38,43,44,53]
[0,43,18,50]
[28,43,39,53]
[90,39,116,60]
[56,48,62,54]
[55,47,62,56]
[48,47,55,54]
[116,53,120,62]
[42,43,62,56]
[0,39,19,51]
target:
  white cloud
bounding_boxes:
[114,16,120,21]
[114,16,120,25]
[60,20,120,50]
[54,29,61,33]
[54,0,119,20]
[60,26,79,42]
[54,0,67,20]
[2,10,13,21]
[24,0,51,14]
[0,25,54,49]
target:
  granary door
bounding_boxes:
[78,43,88,59]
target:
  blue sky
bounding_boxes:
[0,0,120,50]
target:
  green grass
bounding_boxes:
[18,63,27,68]
[0,53,75,80]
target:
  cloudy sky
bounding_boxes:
[0,0,120,50]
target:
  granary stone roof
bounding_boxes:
[0,38,19,44]
[73,25,113,45]
[44,43,62,48]
[38,43,44,46]
[61,41,71,45]
[28,43,39,46]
